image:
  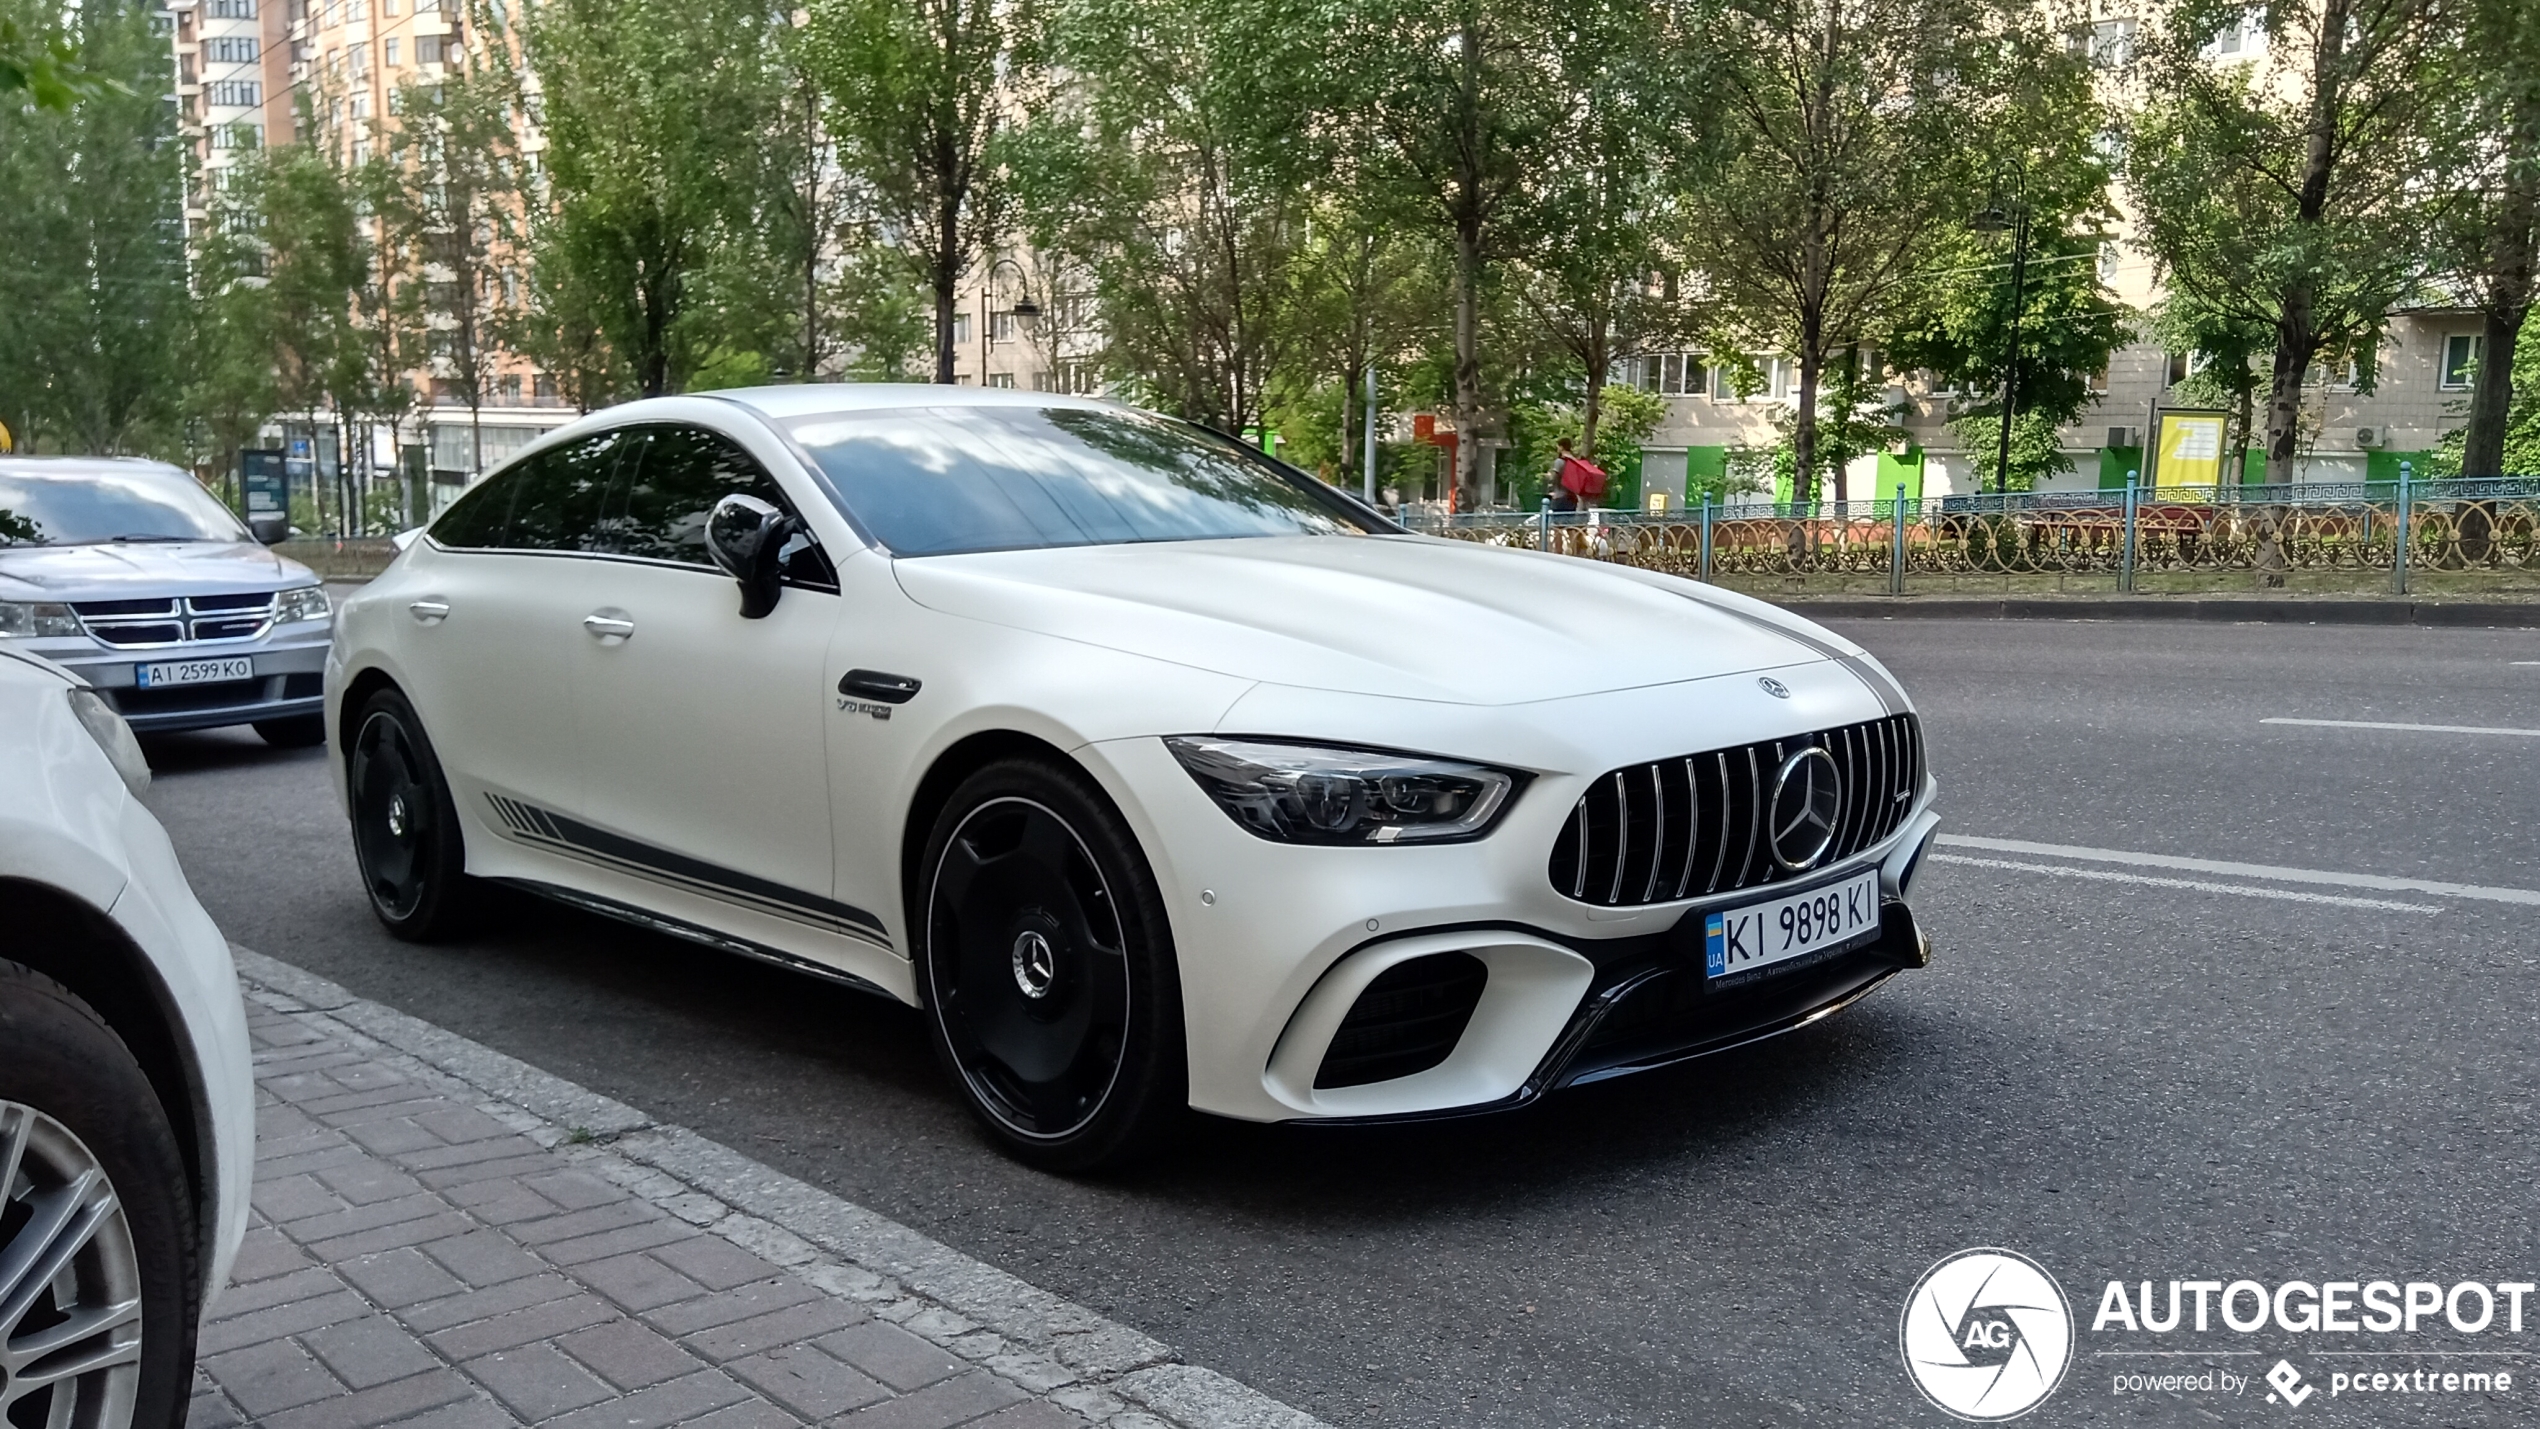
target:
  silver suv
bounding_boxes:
[0,456,334,745]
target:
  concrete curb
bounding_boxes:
[230,945,1331,1429]
[1779,597,2540,627]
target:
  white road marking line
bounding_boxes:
[1928,855,2443,914]
[2515,661,2540,666]
[2260,716,2540,738]
[1939,834,2540,907]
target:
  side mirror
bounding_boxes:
[249,515,291,546]
[704,494,795,619]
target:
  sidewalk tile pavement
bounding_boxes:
[190,1002,1099,1429]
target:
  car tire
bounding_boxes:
[0,958,198,1429]
[916,758,1187,1172]
[253,714,328,748]
[346,687,482,941]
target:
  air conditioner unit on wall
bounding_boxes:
[2355,426,2383,448]
[2107,426,2141,449]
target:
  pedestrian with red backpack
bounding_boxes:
[1549,437,1609,513]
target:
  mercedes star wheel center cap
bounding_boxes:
[1011,929,1057,1000]
[1768,746,1843,871]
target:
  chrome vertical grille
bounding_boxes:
[1548,713,1923,907]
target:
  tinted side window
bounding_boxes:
[506,430,636,553]
[609,425,833,586]
[427,467,517,549]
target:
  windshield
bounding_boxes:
[782,404,1382,557]
[0,467,253,547]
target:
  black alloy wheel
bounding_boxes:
[918,760,1185,1171]
[0,960,196,1429]
[346,689,480,941]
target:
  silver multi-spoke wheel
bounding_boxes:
[0,1101,144,1429]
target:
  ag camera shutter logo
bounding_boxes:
[1900,1248,2075,1420]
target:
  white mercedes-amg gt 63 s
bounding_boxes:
[327,386,1939,1169]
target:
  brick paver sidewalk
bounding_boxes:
[187,965,1281,1429]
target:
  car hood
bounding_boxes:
[892,534,1850,705]
[0,541,315,601]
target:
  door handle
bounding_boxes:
[582,613,636,641]
[408,599,450,624]
[838,669,922,704]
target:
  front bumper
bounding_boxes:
[1084,694,1943,1125]
[16,630,331,733]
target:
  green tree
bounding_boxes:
[0,0,185,454]
[1016,0,1320,431]
[2130,0,2469,482]
[2439,0,2539,476]
[1327,0,1589,507]
[808,0,1023,383]
[521,0,787,396]
[1511,0,1671,463]
[1670,0,2042,505]
[1882,62,2131,494]
[385,36,520,477]
[237,137,371,534]
[180,180,282,491]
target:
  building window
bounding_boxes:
[990,310,1019,342]
[532,373,557,401]
[206,79,260,107]
[2164,351,2191,387]
[1050,360,1097,395]
[203,35,259,62]
[950,313,972,345]
[498,374,522,403]
[985,372,1016,390]
[383,36,398,63]
[208,0,257,16]
[2438,334,2481,390]
[209,122,262,148]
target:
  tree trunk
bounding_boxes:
[2463,96,2536,476]
[1792,348,1822,508]
[2262,300,2314,486]
[1451,221,1483,511]
[933,190,962,384]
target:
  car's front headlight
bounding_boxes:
[275,585,332,625]
[66,687,150,797]
[0,601,84,638]
[1166,737,1523,845]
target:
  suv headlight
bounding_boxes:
[1166,737,1523,845]
[66,687,150,797]
[0,601,83,638]
[275,585,332,625]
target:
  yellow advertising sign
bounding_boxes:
[2155,412,2227,489]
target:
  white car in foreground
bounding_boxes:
[0,645,254,1427]
[327,387,1938,1169]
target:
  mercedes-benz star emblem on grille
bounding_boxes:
[1767,746,1842,871]
[1757,676,1791,699]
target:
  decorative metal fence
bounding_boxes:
[1401,478,2540,596]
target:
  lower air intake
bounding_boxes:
[1314,952,1489,1089]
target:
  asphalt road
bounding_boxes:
[141,618,2540,1427]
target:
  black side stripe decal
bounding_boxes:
[484,793,889,942]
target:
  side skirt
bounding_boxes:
[494,878,905,1005]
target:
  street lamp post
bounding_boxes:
[1973,168,2031,497]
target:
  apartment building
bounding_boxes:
[944,256,1106,397]
[168,0,297,232]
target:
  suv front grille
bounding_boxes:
[72,592,277,647]
[1549,713,1922,908]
